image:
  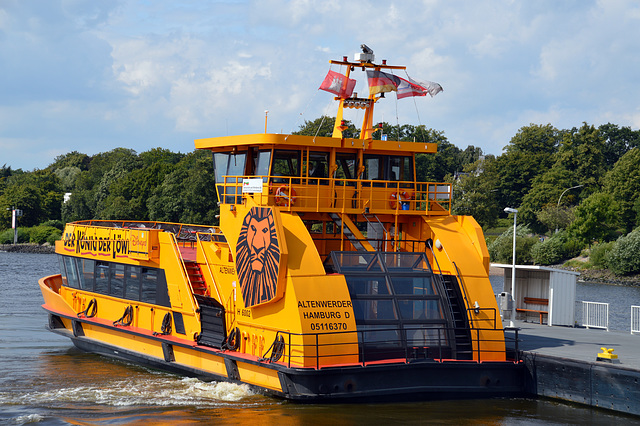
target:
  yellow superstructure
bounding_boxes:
[39,48,524,401]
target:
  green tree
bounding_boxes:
[293,116,358,138]
[603,147,640,232]
[147,151,218,224]
[0,169,63,227]
[535,205,575,234]
[567,192,620,247]
[598,123,640,168]
[606,227,640,275]
[492,124,561,213]
[487,224,537,264]
[452,157,499,228]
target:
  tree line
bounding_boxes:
[2,119,640,274]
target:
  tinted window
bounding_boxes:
[125,265,141,300]
[58,256,68,286]
[141,268,158,304]
[110,264,125,297]
[77,258,95,291]
[95,262,109,293]
[63,256,80,289]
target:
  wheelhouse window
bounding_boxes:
[308,151,329,184]
[213,151,247,204]
[271,150,301,183]
[363,154,414,187]
[255,150,272,182]
[335,152,357,186]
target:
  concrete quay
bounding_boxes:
[506,320,640,416]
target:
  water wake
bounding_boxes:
[0,376,255,408]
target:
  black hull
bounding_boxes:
[50,322,526,402]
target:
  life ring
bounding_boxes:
[389,191,410,209]
[275,185,297,207]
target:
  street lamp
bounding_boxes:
[556,184,584,233]
[504,207,518,327]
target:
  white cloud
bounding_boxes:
[1,0,640,169]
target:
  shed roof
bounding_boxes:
[491,263,581,276]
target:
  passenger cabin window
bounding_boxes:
[57,255,171,307]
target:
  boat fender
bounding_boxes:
[161,312,172,334]
[259,333,286,363]
[77,298,97,318]
[223,327,241,351]
[270,334,285,363]
[275,186,297,207]
[113,305,134,327]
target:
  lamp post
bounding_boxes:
[504,207,518,327]
[555,184,583,233]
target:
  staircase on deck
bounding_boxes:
[179,246,209,296]
[440,274,473,360]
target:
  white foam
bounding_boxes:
[9,413,45,424]
[0,376,255,408]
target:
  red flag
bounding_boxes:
[319,70,356,98]
[397,76,443,99]
[366,70,401,95]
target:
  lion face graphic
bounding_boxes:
[236,207,281,307]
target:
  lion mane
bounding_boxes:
[235,207,281,307]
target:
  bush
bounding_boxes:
[531,234,566,265]
[589,241,614,269]
[0,227,30,244]
[562,237,584,259]
[39,220,65,231]
[487,225,537,264]
[29,225,61,245]
[606,228,640,275]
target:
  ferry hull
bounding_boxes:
[46,310,525,402]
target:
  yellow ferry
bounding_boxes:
[39,47,524,401]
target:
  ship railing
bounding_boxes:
[218,175,452,215]
[312,236,436,260]
[582,301,609,331]
[267,324,509,370]
[632,305,640,335]
[263,316,505,369]
[70,220,224,248]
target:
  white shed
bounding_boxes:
[491,264,580,327]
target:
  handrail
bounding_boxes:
[167,232,199,311]
[195,233,223,302]
[262,324,507,369]
[218,174,452,215]
[452,261,474,329]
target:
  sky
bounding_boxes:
[1,0,640,171]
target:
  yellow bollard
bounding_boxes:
[596,347,620,363]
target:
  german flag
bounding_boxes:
[366,70,401,96]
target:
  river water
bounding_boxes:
[1,252,638,425]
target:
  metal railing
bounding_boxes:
[582,301,609,331]
[632,305,640,335]
[261,322,508,370]
[218,175,452,215]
